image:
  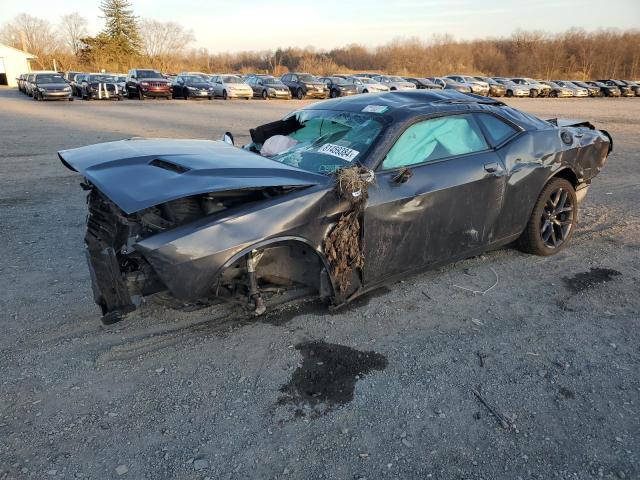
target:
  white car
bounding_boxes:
[209,74,253,100]
[371,75,416,91]
[347,76,390,93]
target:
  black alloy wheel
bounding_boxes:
[296,88,304,100]
[330,89,338,98]
[518,178,577,255]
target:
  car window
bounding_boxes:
[475,113,519,146]
[382,115,488,170]
[269,109,385,175]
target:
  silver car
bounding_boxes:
[445,75,490,96]
[371,75,416,91]
[511,78,550,97]
[345,76,390,93]
[493,78,530,97]
[552,80,589,97]
[209,74,253,100]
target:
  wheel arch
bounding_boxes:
[550,167,579,188]
[217,236,336,298]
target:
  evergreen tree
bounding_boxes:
[99,0,140,56]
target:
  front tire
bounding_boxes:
[506,90,513,97]
[530,89,538,98]
[296,88,304,100]
[138,88,145,100]
[261,90,268,100]
[222,90,228,100]
[518,178,577,256]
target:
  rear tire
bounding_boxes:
[506,90,513,97]
[518,178,577,256]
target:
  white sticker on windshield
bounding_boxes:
[318,143,360,162]
[362,105,389,113]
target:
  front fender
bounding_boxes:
[135,187,339,299]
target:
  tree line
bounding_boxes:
[1,1,638,80]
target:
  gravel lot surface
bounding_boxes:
[1,89,638,480]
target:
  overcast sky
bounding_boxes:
[2,0,639,52]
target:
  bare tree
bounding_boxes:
[0,14,61,69]
[58,13,88,55]
[139,19,195,70]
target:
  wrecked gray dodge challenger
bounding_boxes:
[59,90,611,324]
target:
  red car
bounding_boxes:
[125,69,172,100]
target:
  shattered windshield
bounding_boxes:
[268,110,386,175]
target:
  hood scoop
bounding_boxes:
[149,158,190,174]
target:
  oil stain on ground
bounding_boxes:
[278,340,388,416]
[564,267,621,293]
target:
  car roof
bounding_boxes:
[303,90,544,126]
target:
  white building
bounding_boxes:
[0,43,36,87]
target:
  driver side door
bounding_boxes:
[363,113,507,284]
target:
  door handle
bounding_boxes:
[484,162,500,173]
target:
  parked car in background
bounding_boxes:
[281,73,329,100]
[404,77,443,90]
[70,73,89,96]
[172,74,214,100]
[473,76,506,97]
[114,75,127,97]
[81,73,123,100]
[372,75,416,91]
[445,75,490,96]
[510,78,550,97]
[126,69,172,100]
[318,76,359,98]
[597,79,635,97]
[16,73,27,93]
[552,81,589,97]
[64,71,82,84]
[539,81,574,98]
[246,75,292,99]
[492,78,530,97]
[585,81,620,97]
[620,80,640,96]
[25,71,57,97]
[31,72,73,101]
[571,81,602,97]
[344,76,390,93]
[210,74,253,100]
[428,77,472,93]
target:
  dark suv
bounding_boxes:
[280,72,329,100]
[126,69,172,100]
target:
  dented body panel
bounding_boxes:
[59,90,611,322]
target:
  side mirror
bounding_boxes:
[222,132,234,145]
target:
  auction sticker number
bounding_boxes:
[318,144,360,162]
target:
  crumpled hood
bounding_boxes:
[59,139,323,214]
